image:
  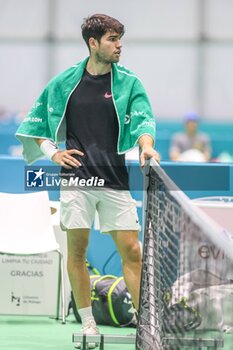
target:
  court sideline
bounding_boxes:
[1,315,233,350]
[0,314,136,350]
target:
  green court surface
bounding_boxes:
[0,315,233,350]
[0,314,136,350]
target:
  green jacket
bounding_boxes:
[16,57,156,164]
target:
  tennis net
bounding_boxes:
[136,160,233,350]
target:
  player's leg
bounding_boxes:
[67,228,99,349]
[67,228,91,309]
[97,189,141,310]
[60,187,97,309]
[60,188,99,348]
[110,229,142,310]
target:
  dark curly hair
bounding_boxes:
[81,14,125,49]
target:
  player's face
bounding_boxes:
[186,120,198,134]
[94,31,122,64]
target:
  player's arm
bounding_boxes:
[203,136,212,162]
[138,135,160,167]
[203,150,211,162]
[169,147,181,161]
[35,138,84,169]
[169,135,181,161]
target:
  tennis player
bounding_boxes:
[16,14,159,348]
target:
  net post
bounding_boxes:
[100,334,104,350]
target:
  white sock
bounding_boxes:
[78,306,95,325]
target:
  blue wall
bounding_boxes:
[1,156,233,276]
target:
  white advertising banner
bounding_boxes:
[0,252,59,315]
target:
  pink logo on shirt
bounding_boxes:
[104,92,112,99]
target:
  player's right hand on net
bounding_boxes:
[52,149,84,169]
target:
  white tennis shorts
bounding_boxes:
[60,188,140,233]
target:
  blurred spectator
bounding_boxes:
[169,112,212,162]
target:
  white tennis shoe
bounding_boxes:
[74,320,100,349]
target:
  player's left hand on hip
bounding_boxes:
[140,147,160,167]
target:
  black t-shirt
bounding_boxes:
[61,69,129,190]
